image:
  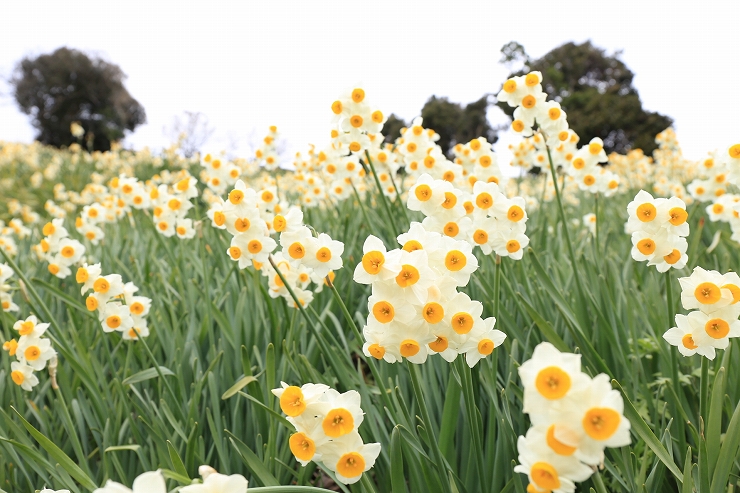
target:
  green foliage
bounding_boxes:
[11,47,146,151]
[1,152,740,492]
[497,41,673,155]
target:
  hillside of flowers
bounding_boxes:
[1,74,739,493]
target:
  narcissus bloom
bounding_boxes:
[10,361,39,391]
[353,235,402,284]
[304,233,344,279]
[320,432,382,485]
[679,267,734,311]
[518,342,591,415]
[93,470,167,493]
[180,466,248,493]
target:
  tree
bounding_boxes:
[420,95,496,155]
[382,113,407,144]
[497,41,672,155]
[12,47,146,151]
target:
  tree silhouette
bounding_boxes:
[497,40,672,155]
[420,95,496,155]
[12,47,146,151]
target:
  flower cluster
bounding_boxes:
[514,342,631,493]
[498,72,620,195]
[211,179,343,308]
[150,175,198,239]
[626,190,689,272]
[3,315,56,392]
[91,467,247,493]
[408,173,530,259]
[200,153,241,195]
[1,263,18,312]
[1,217,32,257]
[37,218,86,279]
[256,126,281,170]
[78,263,151,339]
[331,87,387,156]
[355,224,506,366]
[664,267,740,359]
[272,382,381,484]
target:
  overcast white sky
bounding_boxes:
[1,0,738,165]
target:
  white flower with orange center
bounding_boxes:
[497,75,527,108]
[561,374,631,464]
[179,467,248,493]
[458,320,506,367]
[626,190,667,235]
[492,230,530,260]
[629,229,673,263]
[90,273,125,305]
[648,236,688,272]
[303,233,344,279]
[407,174,446,216]
[661,196,690,236]
[687,308,740,351]
[679,266,734,312]
[272,382,330,419]
[231,230,277,265]
[392,249,436,305]
[0,291,18,313]
[362,326,403,363]
[10,361,39,392]
[353,235,402,285]
[223,180,260,218]
[314,389,365,439]
[98,302,134,334]
[397,221,442,253]
[76,262,102,294]
[367,281,417,326]
[175,218,196,239]
[13,315,47,338]
[272,207,305,235]
[468,214,501,255]
[122,321,150,341]
[471,180,501,214]
[93,470,167,493]
[537,101,569,140]
[421,215,473,242]
[664,314,716,359]
[207,199,227,230]
[518,342,591,415]
[16,335,55,371]
[430,237,478,287]
[319,432,381,485]
[514,429,593,493]
[41,217,68,248]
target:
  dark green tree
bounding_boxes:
[497,41,672,155]
[382,113,407,144]
[12,47,146,151]
[420,95,496,155]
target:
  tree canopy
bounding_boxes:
[12,47,146,151]
[415,95,496,155]
[497,40,672,155]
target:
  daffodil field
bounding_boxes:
[1,75,740,493]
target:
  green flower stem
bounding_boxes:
[349,179,374,235]
[700,356,709,428]
[544,141,588,319]
[494,255,502,319]
[364,150,400,235]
